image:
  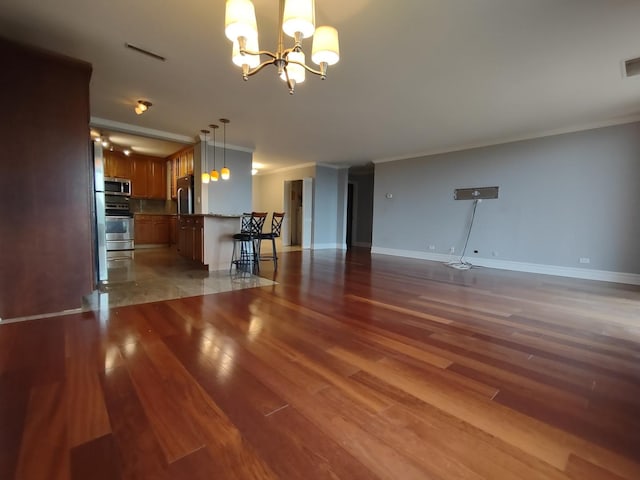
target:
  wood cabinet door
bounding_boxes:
[103,153,114,177]
[169,216,177,244]
[149,160,166,199]
[152,216,170,244]
[135,215,153,244]
[177,217,191,256]
[104,152,132,179]
[114,154,132,179]
[131,158,149,198]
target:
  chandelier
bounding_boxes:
[225,0,340,94]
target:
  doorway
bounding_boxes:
[287,180,303,246]
[346,182,354,249]
[283,178,313,249]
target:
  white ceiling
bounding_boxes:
[1,0,640,171]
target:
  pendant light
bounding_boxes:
[201,129,211,183]
[220,118,230,180]
[209,124,220,181]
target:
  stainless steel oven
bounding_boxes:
[105,215,135,253]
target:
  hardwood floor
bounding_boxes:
[1,249,639,479]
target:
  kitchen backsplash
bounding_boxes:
[130,198,177,214]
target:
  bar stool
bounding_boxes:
[230,212,267,273]
[258,212,285,270]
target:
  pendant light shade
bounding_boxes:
[282,0,315,39]
[201,129,210,184]
[209,124,219,181]
[225,0,258,42]
[281,51,306,84]
[233,37,260,68]
[311,26,339,65]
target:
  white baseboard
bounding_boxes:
[312,243,347,250]
[371,247,640,285]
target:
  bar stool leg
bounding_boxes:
[272,237,278,270]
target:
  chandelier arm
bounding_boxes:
[240,48,277,60]
[245,58,279,77]
[287,60,324,77]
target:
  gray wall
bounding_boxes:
[314,166,340,248]
[253,164,347,249]
[252,164,316,213]
[373,122,640,274]
[198,142,252,215]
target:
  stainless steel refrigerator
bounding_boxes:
[177,175,194,214]
[94,144,108,283]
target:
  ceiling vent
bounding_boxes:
[624,56,640,77]
[125,43,166,62]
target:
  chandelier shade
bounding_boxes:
[233,38,260,68]
[280,50,305,83]
[225,0,258,42]
[224,0,340,94]
[282,0,315,39]
[311,26,339,65]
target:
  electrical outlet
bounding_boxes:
[428,244,436,251]
[579,257,590,264]
[449,247,455,254]
[491,251,499,257]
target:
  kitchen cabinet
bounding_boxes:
[148,160,166,199]
[135,215,172,245]
[104,151,132,179]
[131,157,149,198]
[177,215,204,265]
[169,215,177,245]
[106,152,166,200]
[170,148,194,199]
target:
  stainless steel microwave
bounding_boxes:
[104,177,131,196]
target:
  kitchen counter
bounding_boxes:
[175,214,242,271]
[175,213,243,218]
[202,215,242,271]
[133,212,177,216]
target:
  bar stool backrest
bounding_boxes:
[249,212,268,237]
[270,212,285,238]
[239,213,253,234]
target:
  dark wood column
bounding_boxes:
[0,38,93,319]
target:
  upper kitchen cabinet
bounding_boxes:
[131,156,149,198]
[104,151,132,179]
[170,147,194,198]
[106,151,167,200]
[149,159,167,199]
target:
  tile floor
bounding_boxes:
[83,247,276,311]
